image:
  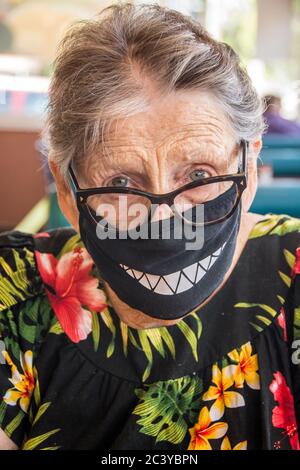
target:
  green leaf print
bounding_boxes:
[144,328,167,359]
[235,302,277,332]
[283,249,295,270]
[278,271,292,288]
[4,410,25,438]
[158,329,176,359]
[0,402,8,423]
[32,402,51,426]
[0,248,35,311]
[101,308,116,358]
[126,313,202,382]
[57,234,83,259]
[90,305,202,382]
[0,296,55,363]
[21,429,61,450]
[120,321,129,356]
[138,330,154,382]
[0,309,20,361]
[88,307,116,355]
[133,375,203,445]
[91,311,101,352]
[23,401,61,450]
[176,322,199,362]
[249,214,300,239]
[271,218,300,236]
[49,322,64,335]
[235,246,296,333]
[19,311,36,343]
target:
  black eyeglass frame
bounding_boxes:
[68,139,249,227]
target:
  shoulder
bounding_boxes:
[0,226,89,426]
[0,227,79,312]
[0,227,84,353]
[235,213,300,317]
[247,213,300,284]
[0,227,77,448]
[249,213,300,255]
[247,213,300,330]
[0,226,108,346]
[249,212,300,238]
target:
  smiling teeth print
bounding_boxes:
[119,242,227,295]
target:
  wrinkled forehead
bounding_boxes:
[98,92,237,157]
[76,92,240,188]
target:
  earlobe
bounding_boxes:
[48,158,70,193]
[242,157,258,213]
[56,188,80,232]
[251,138,263,157]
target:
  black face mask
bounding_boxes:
[76,183,242,321]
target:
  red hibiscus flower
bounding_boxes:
[269,371,300,450]
[277,307,287,342]
[35,246,108,343]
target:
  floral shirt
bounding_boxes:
[0,213,300,450]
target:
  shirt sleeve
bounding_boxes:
[0,230,46,448]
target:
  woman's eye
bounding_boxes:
[110,176,129,187]
[189,169,210,181]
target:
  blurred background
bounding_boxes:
[0,0,300,233]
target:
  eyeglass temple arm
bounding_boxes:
[237,140,248,175]
[68,163,80,197]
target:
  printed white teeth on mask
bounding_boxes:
[119,242,227,295]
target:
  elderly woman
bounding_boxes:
[0,2,300,451]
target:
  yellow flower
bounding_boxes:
[2,350,36,413]
[188,406,228,450]
[228,342,260,390]
[202,364,245,420]
[221,436,247,450]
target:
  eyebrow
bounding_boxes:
[96,141,240,172]
[175,146,239,169]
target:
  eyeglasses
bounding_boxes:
[68,139,248,230]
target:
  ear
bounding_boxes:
[241,138,262,213]
[48,157,80,232]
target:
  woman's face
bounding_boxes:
[55,92,260,230]
[81,91,239,204]
[50,90,261,328]
[51,89,261,248]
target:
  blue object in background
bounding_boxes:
[251,135,300,217]
[251,179,300,218]
[263,135,300,148]
[46,190,71,230]
[260,135,300,177]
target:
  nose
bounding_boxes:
[150,203,174,223]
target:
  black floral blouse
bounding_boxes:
[0,213,300,450]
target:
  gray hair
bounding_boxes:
[45,1,266,182]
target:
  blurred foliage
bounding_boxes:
[221,0,257,61]
[0,21,13,52]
